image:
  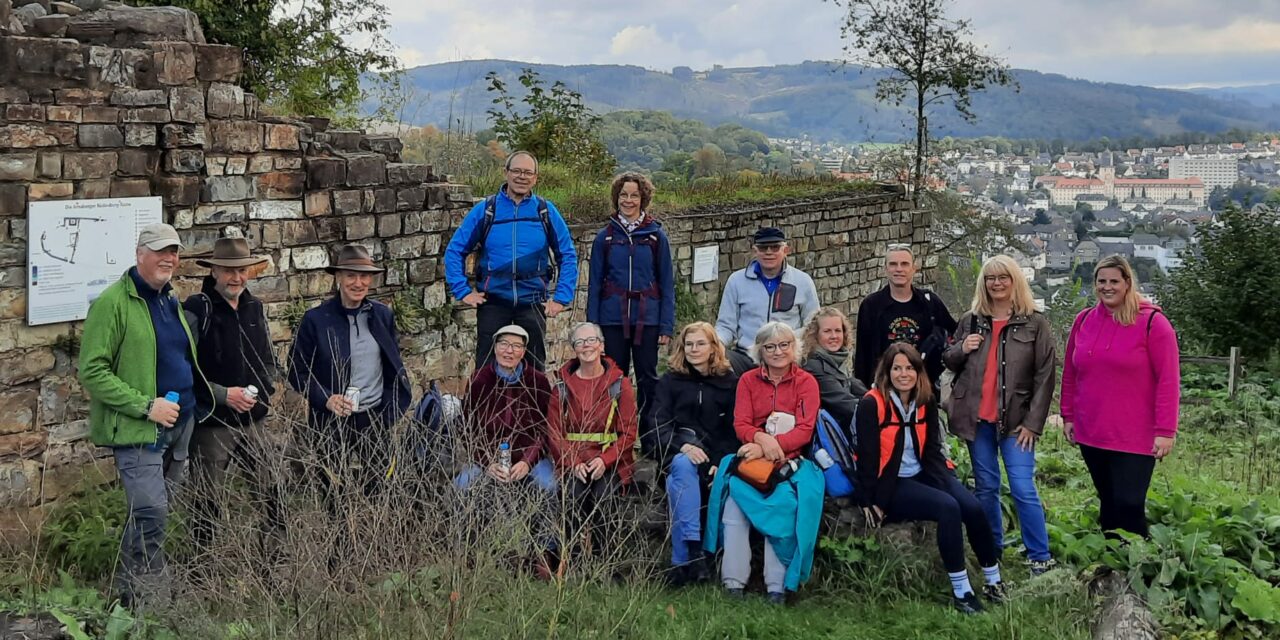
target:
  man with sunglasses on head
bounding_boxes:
[715,227,820,375]
[445,150,578,371]
[854,243,957,392]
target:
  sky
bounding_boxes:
[382,0,1280,88]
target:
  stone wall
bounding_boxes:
[0,3,931,541]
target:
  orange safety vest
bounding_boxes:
[866,388,929,478]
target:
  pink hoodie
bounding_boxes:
[1060,301,1181,455]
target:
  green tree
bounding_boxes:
[1157,205,1280,359]
[485,68,616,179]
[926,190,1018,310]
[131,0,399,119]
[833,0,1015,204]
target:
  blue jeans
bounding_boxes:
[453,458,557,493]
[968,421,1051,562]
[666,453,706,566]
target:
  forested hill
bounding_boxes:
[395,59,1280,142]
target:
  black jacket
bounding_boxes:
[801,349,868,433]
[854,285,957,387]
[184,277,277,427]
[647,366,739,467]
[854,392,951,510]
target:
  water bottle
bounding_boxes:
[813,448,835,470]
[164,391,180,404]
[498,441,512,471]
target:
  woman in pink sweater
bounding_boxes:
[1061,255,1180,537]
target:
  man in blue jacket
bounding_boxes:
[444,151,578,371]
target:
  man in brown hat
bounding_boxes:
[183,236,281,550]
[288,244,412,505]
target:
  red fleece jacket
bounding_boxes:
[733,365,820,458]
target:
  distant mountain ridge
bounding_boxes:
[393,59,1280,142]
[1186,83,1280,109]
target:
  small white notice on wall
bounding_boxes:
[27,197,164,326]
[692,245,719,284]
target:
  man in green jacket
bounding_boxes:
[78,223,212,608]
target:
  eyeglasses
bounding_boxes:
[755,244,785,254]
[683,340,710,349]
[760,340,793,354]
[495,340,526,352]
[507,169,537,178]
[984,274,1012,284]
[572,336,602,348]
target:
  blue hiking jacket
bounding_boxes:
[585,216,676,336]
[444,186,579,306]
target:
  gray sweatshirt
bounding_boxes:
[715,261,820,351]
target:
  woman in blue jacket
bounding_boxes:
[586,172,675,442]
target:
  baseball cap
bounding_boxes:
[493,324,530,343]
[753,227,786,245]
[137,223,183,251]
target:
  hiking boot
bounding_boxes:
[767,592,787,606]
[952,592,984,614]
[1030,558,1058,576]
[982,582,1008,604]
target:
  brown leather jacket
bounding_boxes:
[943,311,1056,441]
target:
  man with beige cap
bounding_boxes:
[183,236,282,550]
[79,222,213,608]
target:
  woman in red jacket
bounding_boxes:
[549,322,639,560]
[721,321,819,604]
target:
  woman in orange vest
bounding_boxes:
[549,322,639,565]
[854,343,1004,614]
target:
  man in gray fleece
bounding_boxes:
[715,227,821,373]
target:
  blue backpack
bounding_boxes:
[812,409,857,498]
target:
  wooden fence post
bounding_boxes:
[1228,346,1241,400]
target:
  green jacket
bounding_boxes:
[80,270,213,447]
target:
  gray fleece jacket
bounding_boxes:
[715,260,820,351]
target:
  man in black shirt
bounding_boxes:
[854,243,957,389]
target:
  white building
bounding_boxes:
[1169,154,1239,191]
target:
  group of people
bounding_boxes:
[79,150,1181,613]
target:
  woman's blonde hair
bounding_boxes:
[972,254,1038,317]
[1093,254,1143,326]
[801,307,853,359]
[667,322,732,376]
[873,343,933,406]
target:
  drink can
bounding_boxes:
[244,385,259,400]
[344,385,360,409]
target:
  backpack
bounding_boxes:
[555,377,624,451]
[811,409,856,498]
[465,194,561,284]
[600,222,663,338]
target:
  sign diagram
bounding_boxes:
[27,197,163,326]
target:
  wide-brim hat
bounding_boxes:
[325,243,385,274]
[195,237,268,268]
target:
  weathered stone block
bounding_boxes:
[0,87,31,104]
[123,124,156,146]
[372,188,396,213]
[0,184,27,216]
[303,191,330,217]
[116,149,157,176]
[168,86,204,123]
[0,388,38,435]
[305,157,345,189]
[247,200,302,220]
[345,215,375,239]
[45,104,81,122]
[0,154,37,181]
[0,348,53,385]
[290,245,328,270]
[193,204,243,225]
[61,151,116,179]
[377,213,401,237]
[256,171,303,199]
[313,217,342,242]
[29,182,71,200]
[344,153,386,187]
[178,228,219,255]
[194,43,242,83]
[122,107,170,123]
[1,124,76,148]
[281,220,316,245]
[77,124,122,147]
[361,135,403,160]
[224,157,247,175]
[397,186,426,211]
[150,42,196,85]
[163,149,203,173]
[205,82,244,119]
[6,103,45,121]
[208,120,261,153]
[386,163,429,185]
[332,189,361,215]
[263,123,299,151]
[4,35,84,81]
[53,88,107,105]
[0,460,41,508]
[31,13,70,37]
[110,179,149,197]
[110,87,166,107]
[385,237,422,260]
[247,154,272,174]
[160,123,205,148]
[408,258,437,284]
[201,175,253,202]
[151,175,199,206]
[274,156,302,170]
[79,106,118,125]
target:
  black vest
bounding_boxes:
[186,278,276,427]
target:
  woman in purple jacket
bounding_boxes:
[1061,255,1180,538]
[586,173,675,445]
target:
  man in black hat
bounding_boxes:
[714,226,820,373]
[183,236,281,549]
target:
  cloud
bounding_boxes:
[609,25,671,57]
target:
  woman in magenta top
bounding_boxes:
[1061,255,1180,537]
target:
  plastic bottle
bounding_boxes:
[164,391,180,404]
[813,448,835,470]
[498,441,512,471]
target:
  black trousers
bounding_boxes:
[1079,443,1156,538]
[884,473,1000,573]
[602,325,659,435]
[563,470,621,555]
[476,301,548,371]
[727,346,755,376]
